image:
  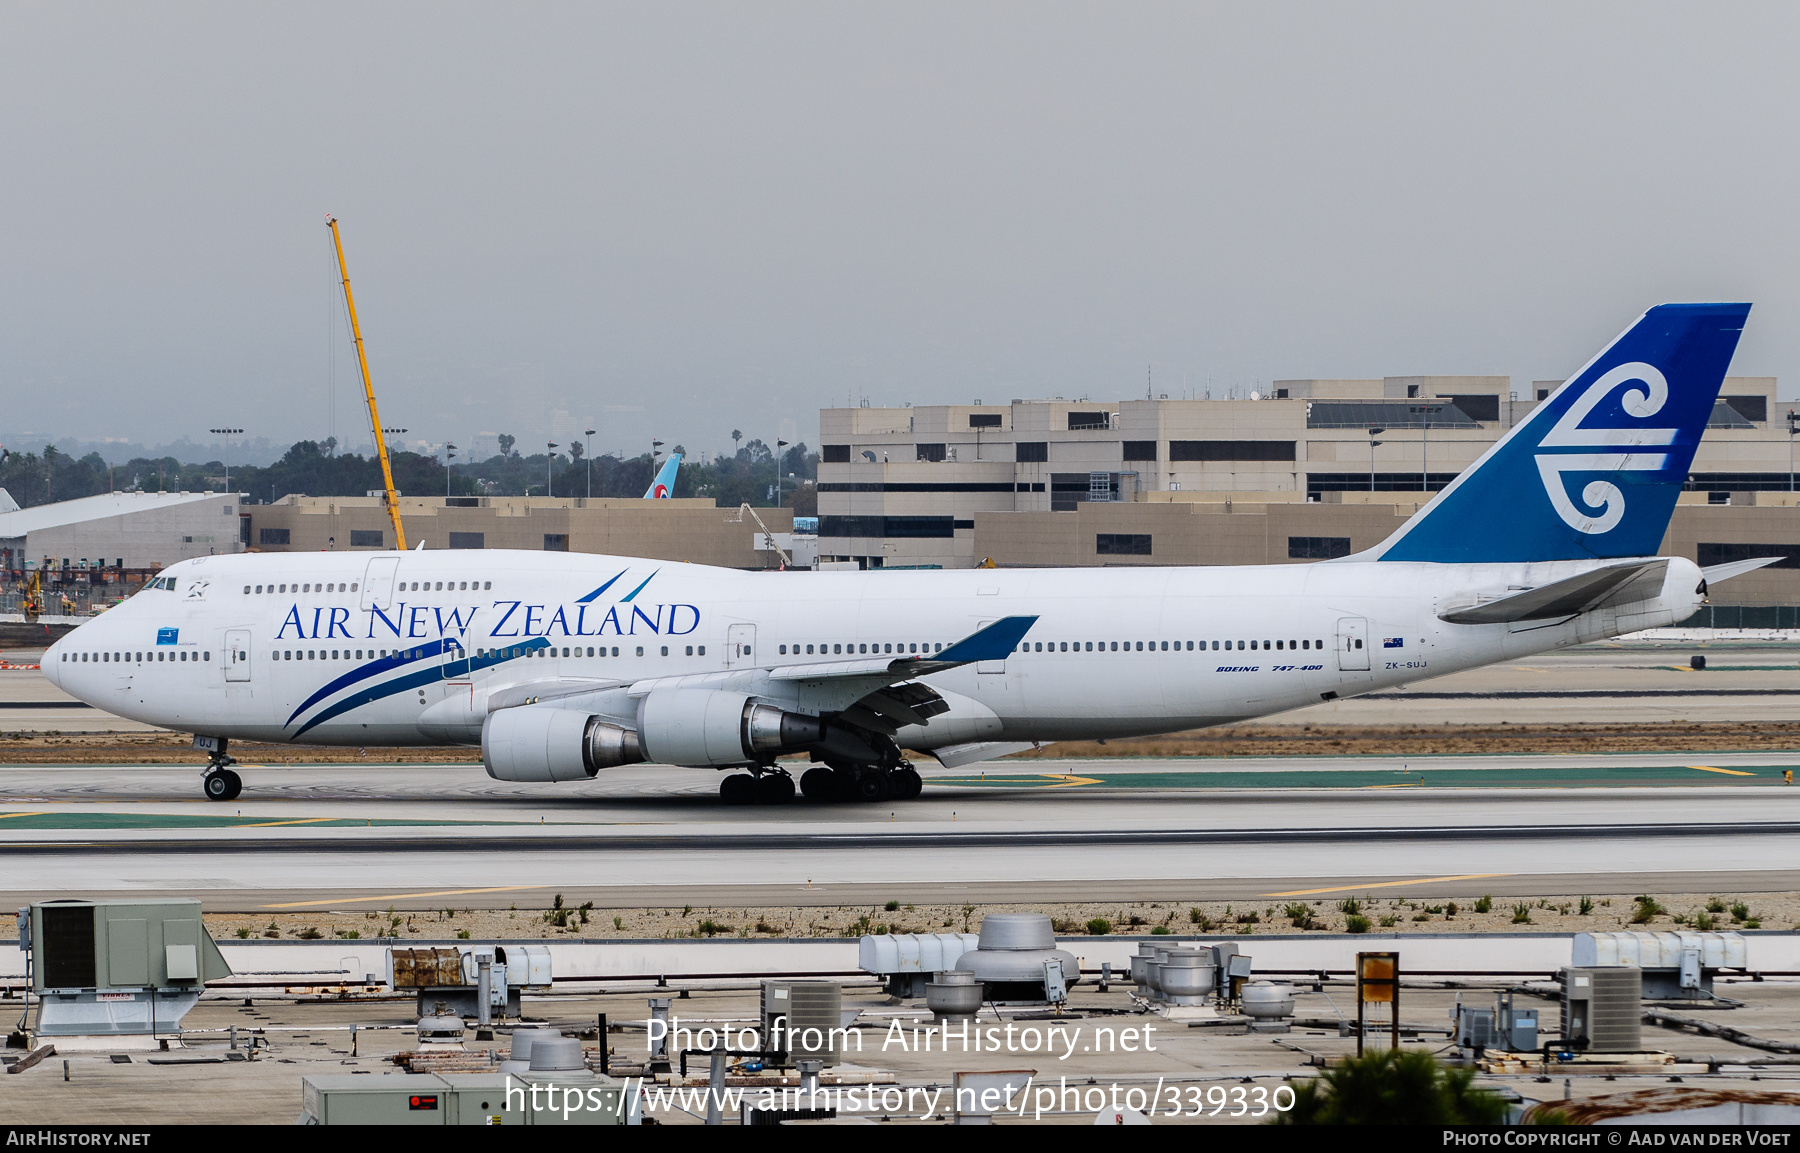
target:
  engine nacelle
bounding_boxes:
[637,689,825,767]
[482,707,644,783]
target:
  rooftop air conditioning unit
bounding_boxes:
[1563,966,1642,1052]
[761,980,843,1067]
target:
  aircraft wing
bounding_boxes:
[1438,559,1671,624]
[494,617,1036,736]
[765,615,1038,683]
[763,614,1038,731]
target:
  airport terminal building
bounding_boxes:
[0,489,246,574]
[814,376,1800,606]
[244,495,794,571]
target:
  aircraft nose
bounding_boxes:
[41,635,63,689]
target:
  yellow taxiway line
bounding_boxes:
[262,885,549,909]
[235,816,344,828]
[1265,872,1512,897]
[1688,765,1756,776]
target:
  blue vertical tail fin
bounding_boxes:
[1371,303,1750,563]
[643,453,681,499]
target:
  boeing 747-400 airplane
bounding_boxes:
[44,304,1774,804]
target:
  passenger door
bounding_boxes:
[725,624,756,668]
[441,634,469,682]
[361,556,400,611]
[1336,617,1370,671]
[224,629,252,682]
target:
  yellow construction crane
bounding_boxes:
[326,215,407,551]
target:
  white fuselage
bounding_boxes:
[43,549,1703,751]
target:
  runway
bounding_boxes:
[3,755,1795,909]
[8,640,1800,731]
[5,640,1797,909]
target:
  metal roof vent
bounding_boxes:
[528,1036,586,1072]
[499,1026,563,1075]
[957,913,1081,1003]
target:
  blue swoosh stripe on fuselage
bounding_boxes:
[284,640,457,728]
[575,571,627,604]
[288,637,550,739]
[619,571,658,603]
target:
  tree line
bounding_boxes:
[0,437,819,514]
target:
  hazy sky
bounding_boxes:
[5,3,1798,460]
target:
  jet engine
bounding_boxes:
[636,688,825,767]
[481,707,644,782]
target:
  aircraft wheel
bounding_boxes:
[757,774,796,804]
[855,771,891,803]
[204,769,241,802]
[893,767,922,800]
[720,774,757,804]
[800,768,837,801]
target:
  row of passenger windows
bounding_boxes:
[241,580,495,594]
[268,644,713,662]
[779,643,944,655]
[66,650,209,663]
[771,639,1336,656]
[1018,638,1330,652]
[477,645,708,659]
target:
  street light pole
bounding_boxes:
[546,443,558,498]
[1787,411,1799,493]
[444,444,457,499]
[776,439,788,507]
[1421,407,1430,492]
[584,428,596,499]
[209,428,243,493]
[1367,427,1385,494]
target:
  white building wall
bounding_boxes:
[27,495,243,569]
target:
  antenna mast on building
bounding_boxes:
[325,215,408,551]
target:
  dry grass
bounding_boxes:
[202,890,1797,942]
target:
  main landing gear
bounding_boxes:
[717,763,923,805]
[199,737,242,802]
[799,764,921,803]
[718,767,797,805]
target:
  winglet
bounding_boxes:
[936,616,1038,663]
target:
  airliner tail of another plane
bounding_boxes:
[644,453,681,499]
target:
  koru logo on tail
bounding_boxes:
[1534,362,1677,535]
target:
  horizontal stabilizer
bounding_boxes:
[930,741,1039,769]
[1701,556,1784,584]
[1439,559,1668,625]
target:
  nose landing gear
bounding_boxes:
[198,736,242,802]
